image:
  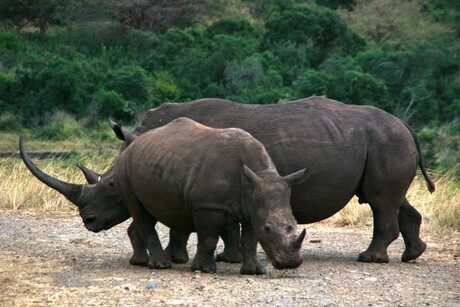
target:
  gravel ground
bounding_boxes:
[0,210,458,306]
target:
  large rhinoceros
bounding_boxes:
[123,96,436,264]
[20,117,307,274]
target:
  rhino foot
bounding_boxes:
[165,246,189,264]
[358,250,389,263]
[171,254,189,264]
[148,259,172,270]
[240,263,266,275]
[215,251,243,263]
[191,261,217,273]
[402,241,426,262]
[129,255,148,267]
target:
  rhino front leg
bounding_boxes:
[127,222,148,266]
[133,216,172,269]
[191,209,226,273]
[240,222,265,275]
[165,229,191,264]
[216,222,243,263]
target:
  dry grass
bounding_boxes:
[325,170,459,232]
[0,151,117,212]
[0,152,458,231]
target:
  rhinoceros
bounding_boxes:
[120,96,435,264]
[20,117,307,274]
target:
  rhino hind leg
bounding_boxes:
[358,196,401,263]
[215,223,243,263]
[191,210,226,273]
[398,198,427,262]
[165,229,191,264]
[127,222,148,266]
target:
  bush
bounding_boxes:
[88,88,132,123]
[33,110,82,140]
[17,54,98,121]
[106,65,151,104]
[293,69,329,98]
[0,112,21,131]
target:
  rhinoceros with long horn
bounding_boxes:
[120,96,435,264]
[21,117,307,274]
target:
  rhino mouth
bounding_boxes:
[271,257,303,270]
[83,217,102,233]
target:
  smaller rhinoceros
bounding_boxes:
[20,117,307,274]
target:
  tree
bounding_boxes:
[0,0,62,33]
[118,0,226,33]
[340,0,452,50]
[263,4,364,67]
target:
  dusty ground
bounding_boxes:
[0,210,458,306]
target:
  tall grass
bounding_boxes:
[0,151,117,212]
[325,170,459,232]
[0,152,458,232]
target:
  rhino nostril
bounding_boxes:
[84,217,96,225]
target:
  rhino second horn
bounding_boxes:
[292,229,306,249]
[19,136,83,206]
[77,164,101,184]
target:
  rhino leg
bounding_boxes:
[240,222,265,275]
[165,229,190,264]
[133,216,172,270]
[215,223,243,263]
[191,210,226,273]
[358,199,400,263]
[398,198,426,262]
[127,222,148,266]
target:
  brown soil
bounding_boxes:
[0,210,458,306]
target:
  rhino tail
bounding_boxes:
[403,122,435,193]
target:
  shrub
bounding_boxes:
[33,110,82,140]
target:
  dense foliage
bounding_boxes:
[0,0,458,173]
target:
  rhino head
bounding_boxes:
[243,165,307,270]
[19,136,131,232]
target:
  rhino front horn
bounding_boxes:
[19,136,83,206]
[292,229,306,249]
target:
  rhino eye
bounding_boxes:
[286,225,294,234]
[264,224,272,234]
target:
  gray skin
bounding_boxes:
[124,96,435,264]
[20,117,307,274]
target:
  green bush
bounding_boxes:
[17,54,98,121]
[88,88,132,122]
[105,65,151,104]
[293,69,328,98]
[33,110,82,140]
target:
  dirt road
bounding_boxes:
[0,210,458,306]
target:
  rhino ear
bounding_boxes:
[283,168,308,186]
[243,164,262,186]
[109,118,137,145]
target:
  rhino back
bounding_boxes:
[116,118,274,229]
